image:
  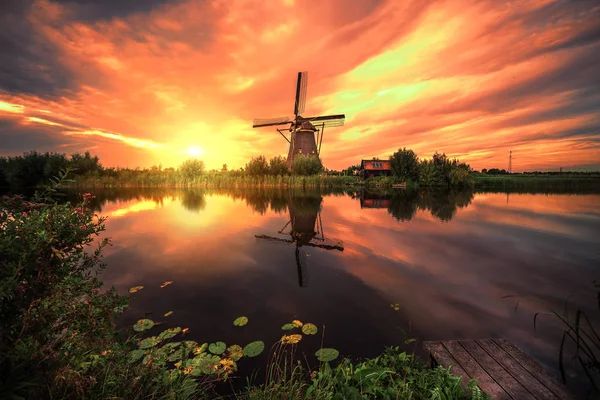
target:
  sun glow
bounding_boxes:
[187,146,204,157]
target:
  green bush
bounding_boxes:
[390,148,420,183]
[0,177,205,399]
[179,159,206,183]
[268,156,289,176]
[291,155,323,176]
[245,155,269,176]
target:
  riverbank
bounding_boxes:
[64,173,600,192]
[472,173,600,191]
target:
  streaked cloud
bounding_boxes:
[0,0,598,171]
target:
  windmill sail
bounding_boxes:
[294,72,308,116]
[253,117,291,128]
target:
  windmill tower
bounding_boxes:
[252,72,346,169]
[255,194,343,287]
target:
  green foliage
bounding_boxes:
[245,155,269,176]
[268,156,289,176]
[234,316,249,326]
[291,155,323,176]
[246,347,489,400]
[390,147,420,183]
[179,159,206,182]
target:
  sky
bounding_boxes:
[0,0,599,172]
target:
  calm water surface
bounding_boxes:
[85,188,599,398]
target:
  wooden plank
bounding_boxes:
[460,340,536,400]
[443,340,511,399]
[423,341,470,387]
[494,339,574,400]
[477,339,561,400]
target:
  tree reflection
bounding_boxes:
[360,189,475,222]
[180,189,207,212]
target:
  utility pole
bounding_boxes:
[508,151,512,174]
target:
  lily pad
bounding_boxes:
[128,349,144,363]
[164,311,174,317]
[139,336,162,349]
[292,320,303,327]
[168,349,184,362]
[302,323,318,335]
[209,341,227,355]
[194,343,208,355]
[133,318,154,332]
[129,285,144,294]
[315,348,339,362]
[233,316,248,327]
[227,344,243,361]
[242,341,265,358]
[158,327,181,340]
[281,323,297,330]
[281,334,302,344]
[197,354,221,374]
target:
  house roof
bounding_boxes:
[361,159,391,170]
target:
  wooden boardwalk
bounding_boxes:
[423,339,574,400]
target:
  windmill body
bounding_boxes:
[252,72,345,170]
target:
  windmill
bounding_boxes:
[255,194,343,287]
[252,72,346,168]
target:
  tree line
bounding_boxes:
[0,151,325,188]
[340,148,474,188]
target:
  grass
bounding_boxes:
[70,173,361,189]
[473,173,600,191]
[239,345,490,400]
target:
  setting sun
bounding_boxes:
[187,146,204,158]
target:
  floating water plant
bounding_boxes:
[129,285,144,293]
[209,341,227,355]
[233,316,248,326]
[292,319,303,327]
[281,323,297,330]
[139,336,162,349]
[160,281,173,288]
[227,345,243,361]
[133,318,154,332]
[164,311,174,317]
[128,349,144,363]
[243,341,265,357]
[281,334,302,344]
[302,323,318,335]
[315,348,339,362]
[158,327,181,340]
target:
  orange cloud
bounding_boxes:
[0,0,598,171]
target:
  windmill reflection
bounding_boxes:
[255,194,343,287]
